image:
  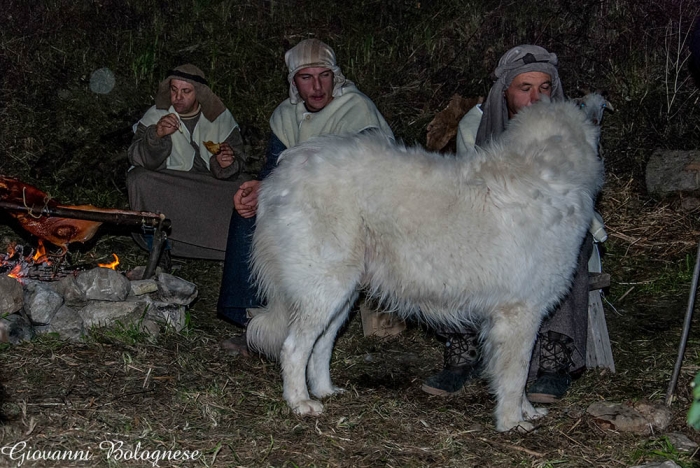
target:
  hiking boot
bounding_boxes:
[422,331,481,396]
[527,372,572,403]
[527,331,576,403]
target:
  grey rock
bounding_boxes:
[23,281,63,325]
[663,432,698,453]
[126,266,163,281]
[629,461,681,468]
[156,273,198,305]
[130,279,159,296]
[140,319,161,338]
[76,268,130,302]
[54,275,86,307]
[147,302,187,332]
[48,305,84,341]
[588,401,673,435]
[1,313,34,344]
[79,300,149,329]
[587,401,651,434]
[646,149,700,196]
[680,196,700,211]
[633,401,673,432]
[0,275,23,315]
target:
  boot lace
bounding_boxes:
[444,330,481,369]
[538,331,575,374]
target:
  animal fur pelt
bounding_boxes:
[246,99,604,432]
[425,94,483,152]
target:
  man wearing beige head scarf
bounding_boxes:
[218,39,394,350]
[127,64,251,260]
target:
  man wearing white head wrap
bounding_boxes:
[424,45,594,404]
[218,39,394,346]
[285,38,347,106]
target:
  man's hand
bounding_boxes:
[216,143,235,168]
[234,180,261,218]
[156,113,180,138]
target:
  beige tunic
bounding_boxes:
[270,83,394,149]
[127,109,251,260]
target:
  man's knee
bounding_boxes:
[125,166,151,192]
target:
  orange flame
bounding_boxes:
[98,253,120,270]
[6,242,17,256]
[31,240,50,264]
[7,264,22,279]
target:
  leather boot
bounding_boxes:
[527,331,576,403]
[421,330,481,396]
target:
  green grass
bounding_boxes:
[629,436,695,468]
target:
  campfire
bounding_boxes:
[0,176,195,346]
[0,175,173,279]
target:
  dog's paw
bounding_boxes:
[514,421,536,433]
[311,386,346,399]
[496,420,535,433]
[292,399,324,416]
[522,405,548,420]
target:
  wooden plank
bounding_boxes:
[586,289,616,372]
[360,299,406,337]
[589,272,611,291]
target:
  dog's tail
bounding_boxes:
[246,295,290,360]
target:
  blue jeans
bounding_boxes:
[217,133,286,327]
[217,211,261,327]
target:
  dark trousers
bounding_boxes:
[216,211,262,327]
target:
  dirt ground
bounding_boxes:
[1,178,700,468]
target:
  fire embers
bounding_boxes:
[1,241,52,280]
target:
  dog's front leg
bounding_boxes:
[483,305,542,432]
[307,298,356,398]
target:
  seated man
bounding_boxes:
[127,64,251,260]
[423,45,595,403]
[217,38,394,338]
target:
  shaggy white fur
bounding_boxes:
[246,99,604,432]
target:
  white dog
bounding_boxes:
[246,99,603,432]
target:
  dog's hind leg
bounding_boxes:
[482,305,543,432]
[281,288,358,416]
[308,291,359,399]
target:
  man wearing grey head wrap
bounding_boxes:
[127,64,251,260]
[455,45,564,153]
[424,45,593,405]
[218,39,394,350]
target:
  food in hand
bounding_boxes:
[204,141,222,155]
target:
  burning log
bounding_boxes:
[0,176,170,255]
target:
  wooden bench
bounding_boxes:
[587,271,615,372]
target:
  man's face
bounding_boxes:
[170,79,198,114]
[504,71,552,118]
[293,67,334,112]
